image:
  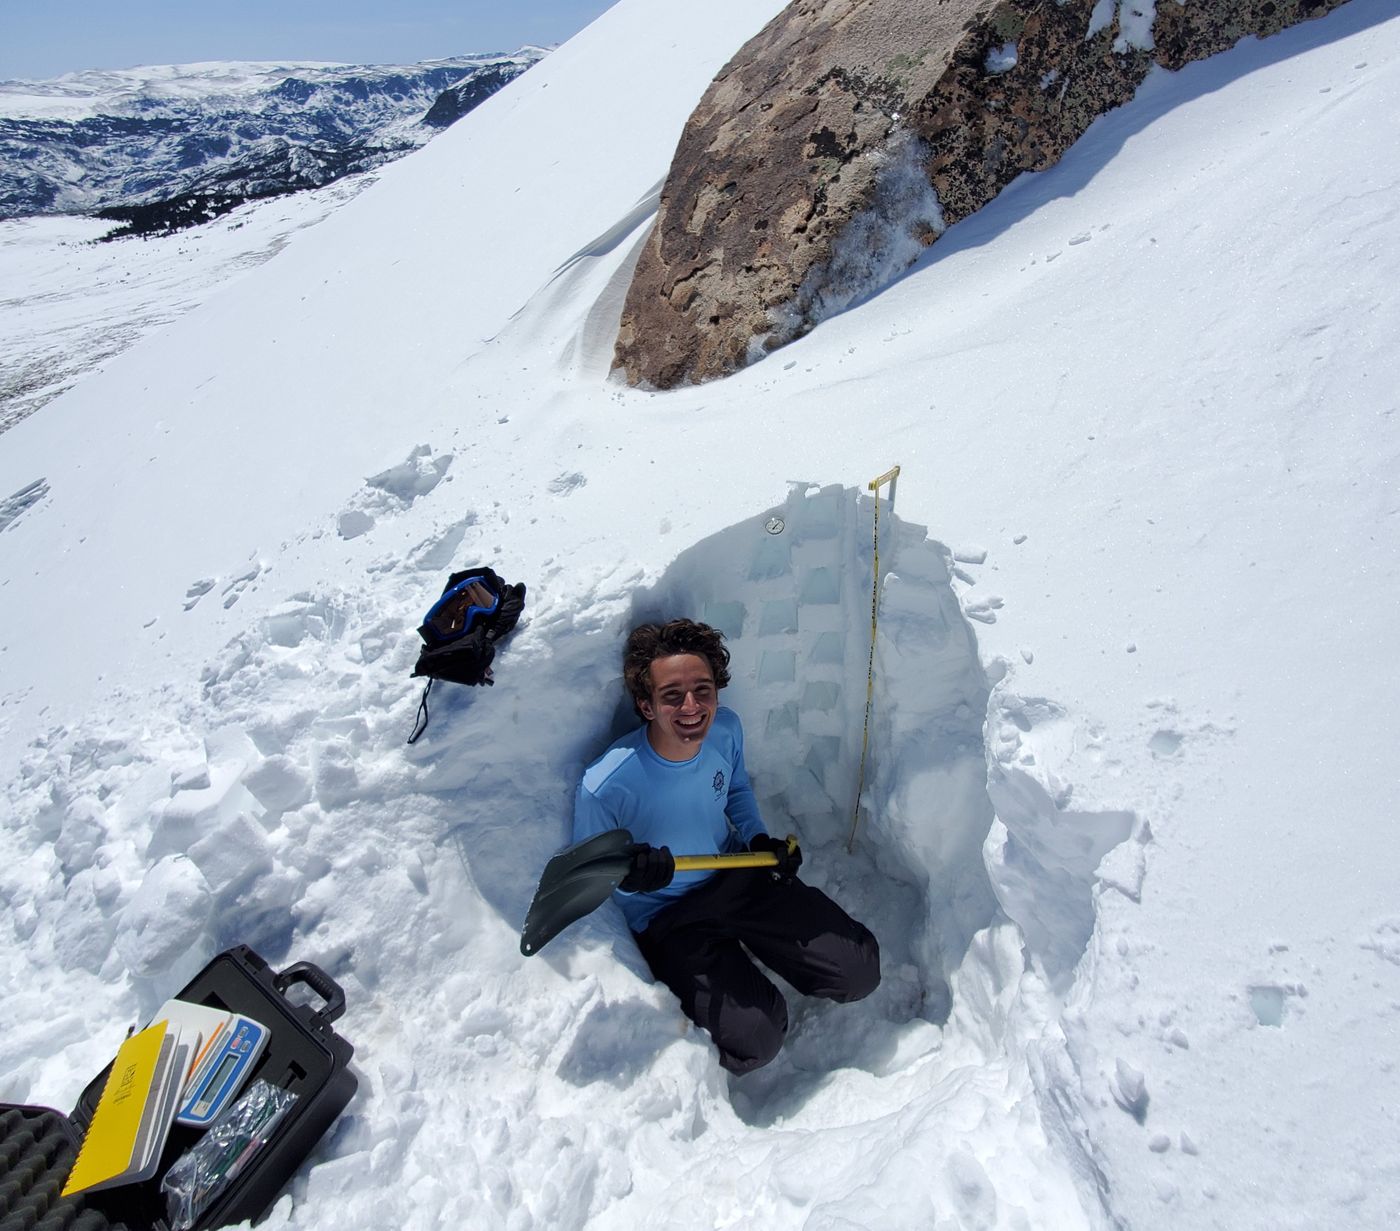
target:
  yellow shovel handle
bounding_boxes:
[671,834,797,872]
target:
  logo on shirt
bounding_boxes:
[712,770,725,798]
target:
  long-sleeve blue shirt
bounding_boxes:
[572,706,768,932]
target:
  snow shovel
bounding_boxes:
[519,828,794,956]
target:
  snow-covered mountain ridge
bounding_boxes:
[0,52,545,222]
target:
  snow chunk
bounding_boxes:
[1087,0,1117,39]
[365,444,452,503]
[963,593,1003,623]
[1111,1059,1149,1121]
[188,812,274,902]
[770,131,945,344]
[1087,0,1158,54]
[117,855,213,976]
[337,509,375,540]
[985,42,1018,75]
[242,754,314,813]
[1116,0,1157,53]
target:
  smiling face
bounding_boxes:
[639,653,718,762]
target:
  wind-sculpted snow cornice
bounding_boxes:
[613,0,1354,389]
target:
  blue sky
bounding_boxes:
[0,0,616,81]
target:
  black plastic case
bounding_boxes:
[0,946,357,1231]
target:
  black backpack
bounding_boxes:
[407,566,526,743]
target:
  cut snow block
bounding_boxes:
[703,600,746,639]
[748,537,791,581]
[367,445,452,501]
[766,703,799,736]
[801,681,841,713]
[804,737,841,787]
[795,603,843,635]
[170,762,212,794]
[262,598,333,648]
[786,765,833,817]
[243,755,313,814]
[760,793,790,825]
[759,598,799,636]
[188,813,274,903]
[758,650,796,685]
[793,489,843,539]
[809,631,845,666]
[800,567,841,605]
[117,855,212,976]
[797,709,844,739]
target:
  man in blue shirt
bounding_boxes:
[574,618,880,1073]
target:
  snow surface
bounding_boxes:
[0,180,373,433]
[2,0,1399,1227]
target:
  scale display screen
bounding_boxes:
[177,1015,269,1127]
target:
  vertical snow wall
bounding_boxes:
[631,480,1000,1024]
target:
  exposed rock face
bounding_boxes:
[614,0,1351,388]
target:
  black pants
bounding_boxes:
[634,868,881,1074]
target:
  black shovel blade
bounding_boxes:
[520,828,636,956]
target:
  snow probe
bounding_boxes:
[519,828,797,956]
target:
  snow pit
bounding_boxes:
[624,482,1003,1114]
[2,480,1134,1225]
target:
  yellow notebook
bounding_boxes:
[62,1018,187,1196]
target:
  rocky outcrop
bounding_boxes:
[422,62,534,128]
[614,0,1351,388]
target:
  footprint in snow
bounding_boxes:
[1360,920,1400,967]
[549,471,587,495]
[1148,729,1183,757]
[1247,981,1306,1027]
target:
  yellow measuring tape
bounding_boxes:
[848,465,900,853]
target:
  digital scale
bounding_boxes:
[175,1012,269,1128]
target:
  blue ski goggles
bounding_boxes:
[420,575,500,646]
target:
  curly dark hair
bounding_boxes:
[623,619,731,717]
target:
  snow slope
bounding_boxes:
[2,0,1398,1227]
[0,181,371,433]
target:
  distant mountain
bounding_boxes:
[0,52,546,234]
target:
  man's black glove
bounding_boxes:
[750,833,802,881]
[619,843,675,894]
